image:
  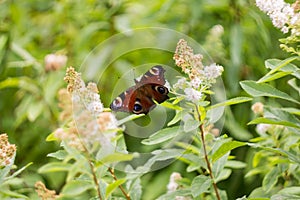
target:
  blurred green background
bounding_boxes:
[0,0,290,199]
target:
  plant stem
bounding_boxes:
[81,144,103,200]
[88,160,103,200]
[108,167,131,200]
[195,105,221,200]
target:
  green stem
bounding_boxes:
[195,105,221,200]
[81,144,103,200]
[108,167,131,200]
[89,160,103,200]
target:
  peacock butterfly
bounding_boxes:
[110,65,169,114]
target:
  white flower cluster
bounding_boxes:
[173,39,223,102]
[0,134,16,167]
[173,39,224,103]
[173,77,203,103]
[256,123,272,135]
[184,88,203,103]
[201,63,224,83]
[85,83,104,115]
[44,54,67,72]
[62,67,118,150]
[167,172,191,200]
[211,24,224,36]
[65,67,104,116]
[167,172,182,192]
[256,0,300,35]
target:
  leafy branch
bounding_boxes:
[195,104,221,200]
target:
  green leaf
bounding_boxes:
[224,108,253,140]
[61,141,86,161]
[264,106,300,126]
[183,118,200,132]
[278,186,300,195]
[227,23,243,94]
[151,149,183,161]
[262,167,280,193]
[280,149,300,164]
[142,126,181,145]
[160,101,182,111]
[117,114,145,126]
[265,57,297,71]
[11,42,38,66]
[248,143,288,156]
[127,177,142,200]
[38,162,72,173]
[27,100,44,121]
[225,160,247,169]
[97,153,134,166]
[264,57,300,79]
[61,180,94,196]
[245,167,267,178]
[4,162,33,181]
[191,175,211,197]
[257,71,292,83]
[105,179,126,198]
[181,153,206,172]
[143,149,184,170]
[247,143,300,164]
[230,25,243,71]
[65,160,90,182]
[212,144,230,182]
[176,142,201,155]
[212,141,246,162]
[208,97,252,110]
[167,111,183,126]
[46,131,58,141]
[248,187,270,199]
[248,117,300,129]
[0,35,8,78]
[172,96,185,105]
[215,168,232,182]
[47,150,67,160]
[14,96,33,127]
[157,189,191,200]
[0,188,29,199]
[277,107,300,116]
[240,80,300,104]
[0,77,40,94]
[271,194,300,200]
[288,78,300,96]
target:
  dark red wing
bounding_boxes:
[135,65,166,86]
[133,84,169,114]
[110,65,169,115]
[110,86,136,113]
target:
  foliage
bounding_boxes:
[240,56,300,199]
[31,37,253,199]
[0,133,32,199]
[0,0,299,199]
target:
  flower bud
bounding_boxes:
[251,102,264,115]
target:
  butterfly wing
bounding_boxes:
[110,86,136,113]
[133,83,169,114]
[110,65,169,114]
[135,65,166,85]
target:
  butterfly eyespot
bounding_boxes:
[154,86,168,95]
[113,97,123,108]
[133,101,143,113]
[110,66,168,114]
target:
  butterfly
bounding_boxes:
[110,65,169,114]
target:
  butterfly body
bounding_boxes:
[110,66,169,114]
